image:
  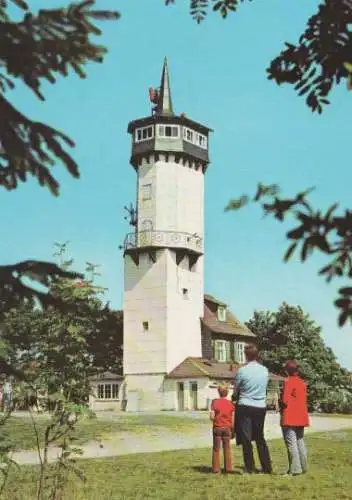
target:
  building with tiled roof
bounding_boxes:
[89,293,282,411]
[89,59,281,412]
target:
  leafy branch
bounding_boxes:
[165,0,352,112]
[0,0,120,194]
[0,260,83,314]
[0,2,119,316]
[165,0,246,23]
[225,183,352,326]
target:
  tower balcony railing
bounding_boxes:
[124,230,203,253]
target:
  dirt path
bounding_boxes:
[11,414,352,466]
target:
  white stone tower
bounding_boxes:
[123,58,211,411]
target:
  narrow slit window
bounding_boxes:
[141,184,152,201]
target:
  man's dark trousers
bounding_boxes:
[236,404,272,473]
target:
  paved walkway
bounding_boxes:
[11,413,352,466]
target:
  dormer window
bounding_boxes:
[217,306,226,322]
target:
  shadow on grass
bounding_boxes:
[191,465,243,474]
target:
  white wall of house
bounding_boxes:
[88,376,235,412]
[163,378,232,411]
[89,379,124,412]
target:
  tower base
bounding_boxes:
[124,374,167,411]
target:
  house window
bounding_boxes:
[135,126,153,143]
[234,342,245,364]
[142,321,149,331]
[214,340,230,362]
[97,383,119,400]
[217,306,226,322]
[158,125,179,138]
[141,184,152,201]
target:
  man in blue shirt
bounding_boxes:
[233,344,272,474]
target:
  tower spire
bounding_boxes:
[157,57,174,116]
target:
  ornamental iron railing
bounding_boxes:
[124,230,203,253]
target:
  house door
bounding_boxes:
[177,382,184,411]
[190,382,198,410]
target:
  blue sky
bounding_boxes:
[3,1,352,368]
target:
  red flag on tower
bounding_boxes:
[149,87,159,104]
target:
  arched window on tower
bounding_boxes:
[141,219,153,232]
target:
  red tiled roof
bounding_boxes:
[166,357,240,380]
[204,294,227,307]
[202,295,255,338]
[166,357,284,382]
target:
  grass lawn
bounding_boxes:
[3,430,352,500]
[0,414,201,451]
[312,413,352,419]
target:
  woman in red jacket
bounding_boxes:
[279,360,310,476]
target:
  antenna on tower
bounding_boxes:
[123,203,137,227]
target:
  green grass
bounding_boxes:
[312,412,352,419]
[3,430,352,500]
[0,414,201,451]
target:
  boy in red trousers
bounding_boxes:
[209,385,235,473]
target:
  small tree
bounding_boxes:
[2,242,123,498]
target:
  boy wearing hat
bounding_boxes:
[209,385,235,473]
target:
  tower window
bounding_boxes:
[184,128,194,142]
[197,134,207,149]
[183,127,207,149]
[158,125,179,138]
[141,184,152,201]
[142,321,149,331]
[182,288,189,299]
[141,219,153,231]
[135,126,153,143]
